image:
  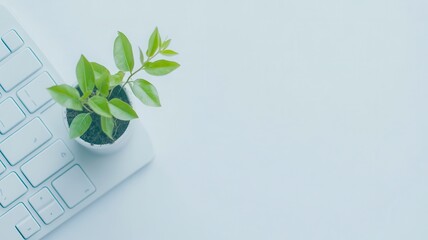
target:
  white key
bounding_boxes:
[0,40,10,61]
[0,172,27,207]
[38,201,64,225]
[2,30,24,52]
[22,140,74,187]
[52,165,95,208]
[29,188,52,210]
[0,203,35,240]
[0,118,52,166]
[0,48,42,92]
[15,215,40,239]
[29,188,64,224]
[0,161,5,175]
[0,98,25,134]
[17,72,56,113]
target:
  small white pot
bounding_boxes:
[63,111,136,155]
[62,88,136,155]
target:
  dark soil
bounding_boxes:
[66,86,130,145]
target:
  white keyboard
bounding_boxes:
[0,5,155,240]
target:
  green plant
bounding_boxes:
[48,28,180,140]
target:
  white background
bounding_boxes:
[1,0,428,239]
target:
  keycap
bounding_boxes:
[0,118,52,166]
[0,48,42,92]
[0,40,10,61]
[52,165,95,208]
[2,30,23,52]
[0,203,39,240]
[22,140,74,187]
[0,98,25,134]
[29,188,64,224]
[15,215,40,239]
[0,161,5,175]
[17,72,56,113]
[0,172,27,207]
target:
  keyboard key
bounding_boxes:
[0,48,42,92]
[15,215,40,239]
[2,30,23,52]
[29,188,64,224]
[0,203,36,240]
[0,40,10,61]
[28,188,52,210]
[22,140,73,187]
[38,200,64,225]
[0,118,52,166]
[0,98,25,134]
[0,161,5,175]
[52,165,95,208]
[0,172,27,207]
[17,72,56,113]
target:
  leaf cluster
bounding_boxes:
[48,28,180,139]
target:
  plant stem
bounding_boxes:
[82,104,93,113]
[121,49,161,89]
[123,65,144,87]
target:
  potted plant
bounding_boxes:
[47,28,180,153]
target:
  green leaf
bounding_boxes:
[91,62,110,96]
[161,39,171,50]
[76,55,95,94]
[114,32,134,72]
[146,27,160,57]
[139,47,145,64]
[69,113,92,139]
[109,98,138,121]
[87,96,112,118]
[101,116,114,139]
[160,49,178,56]
[109,71,125,88]
[131,79,161,107]
[81,91,92,101]
[144,60,180,76]
[47,84,83,111]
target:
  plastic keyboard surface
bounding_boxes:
[0,5,155,240]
